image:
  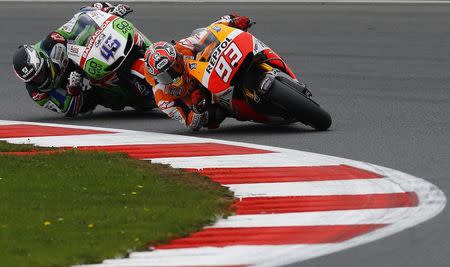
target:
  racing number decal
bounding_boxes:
[101,35,121,61]
[215,57,232,83]
[215,43,243,83]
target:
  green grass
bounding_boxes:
[0,142,55,152]
[0,142,233,267]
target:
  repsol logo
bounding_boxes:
[206,37,233,74]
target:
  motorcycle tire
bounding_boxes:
[267,78,332,131]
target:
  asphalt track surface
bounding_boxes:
[0,2,449,267]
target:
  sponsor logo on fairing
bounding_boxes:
[69,46,79,55]
[206,37,233,74]
[87,10,105,20]
[93,3,103,9]
[253,37,269,55]
[189,63,197,70]
[95,33,107,47]
[211,25,222,33]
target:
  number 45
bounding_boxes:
[101,35,121,61]
[215,42,243,83]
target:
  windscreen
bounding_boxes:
[193,29,220,62]
[70,14,101,46]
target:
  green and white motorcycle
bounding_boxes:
[60,8,155,111]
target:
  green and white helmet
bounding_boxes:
[13,45,52,91]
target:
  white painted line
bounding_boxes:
[0,132,210,147]
[210,207,417,228]
[79,245,311,267]
[150,152,345,168]
[228,179,405,198]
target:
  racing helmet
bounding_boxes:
[144,41,183,86]
[13,45,52,91]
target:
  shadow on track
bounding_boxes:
[25,109,333,137]
[32,109,168,123]
[179,122,329,137]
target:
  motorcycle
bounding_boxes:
[186,24,332,130]
[64,9,156,111]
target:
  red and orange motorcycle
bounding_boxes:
[186,24,332,130]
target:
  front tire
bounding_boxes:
[267,78,332,131]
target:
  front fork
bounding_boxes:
[255,63,312,98]
[242,63,275,102]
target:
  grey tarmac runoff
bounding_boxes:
[0,2,449,267]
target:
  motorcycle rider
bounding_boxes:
[143,14,253,130]
[12,2,151,117]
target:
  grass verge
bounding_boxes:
[0,141,233,267]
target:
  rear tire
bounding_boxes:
[267,78,332,131]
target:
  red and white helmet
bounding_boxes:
[144,41,182,85]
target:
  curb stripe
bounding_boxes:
[74,143,271,159]
[0,121,445,267]
[186,165,382,184]
[156,225,385,249]
[0,124,113,138]
[234,192,419,214]
[229,179,405,198]
[211,207,420,228]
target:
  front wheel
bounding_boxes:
[267,78,332,131]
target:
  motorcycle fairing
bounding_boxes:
[185,24,299,124]
[186,24,254,94]
[66,10,135,80]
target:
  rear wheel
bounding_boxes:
[267,78,332,130]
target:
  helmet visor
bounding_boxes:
[32,63,49,86]
[155,63,182,85]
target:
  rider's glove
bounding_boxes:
[191,89,210,114]
[230,13,254,31]
[110,4,133,17]
[66,71,83,96]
